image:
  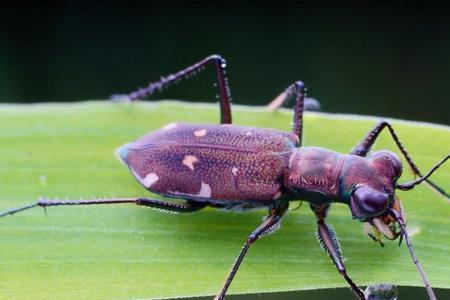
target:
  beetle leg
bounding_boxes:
[266,89,320,112]
[215,201,288,300]
[265,81,308,145]
[311,204,366,300]
[0,197,207,218]
[351,120,449,199]
[110,54,233,124]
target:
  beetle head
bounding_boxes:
[347,150,404,242]
[349,151,449,244]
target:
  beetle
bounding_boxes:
[1,55,449,300]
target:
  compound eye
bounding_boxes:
[350,187,389,220]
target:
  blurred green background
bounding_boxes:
[0,2,448,299]
[0,1,449,124]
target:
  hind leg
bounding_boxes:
[111,54,233,124]
[0,197,207,218]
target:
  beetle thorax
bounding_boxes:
[285,147,345,204]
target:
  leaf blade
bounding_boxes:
[0,101,449,300]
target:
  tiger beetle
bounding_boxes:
[1,55,449,300]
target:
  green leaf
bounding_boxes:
[0,101,449,300]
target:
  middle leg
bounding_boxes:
[265,82,321,145]
[266,86,320,112]
[265,81,308,145]
[311,204,366,300]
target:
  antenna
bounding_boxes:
[396,154,449,198]
[388,209,436,300]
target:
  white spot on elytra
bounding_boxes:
[272,191,282,200]
[198,181,212,198]
[194,129,207,137]
[167,181,212,199]
[182,155,199,170]
[162,122,177,130]
[232,167,238,176]
[142,173,159,188]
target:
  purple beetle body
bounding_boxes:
[117,122,402,216]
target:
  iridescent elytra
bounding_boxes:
[1,55,448,300]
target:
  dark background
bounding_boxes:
[0,2,449,299]
[1,1,449,124]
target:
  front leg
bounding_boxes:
[351,120,449,199]
[311,204,366,300]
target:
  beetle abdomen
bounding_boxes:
[118,122,297,203]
